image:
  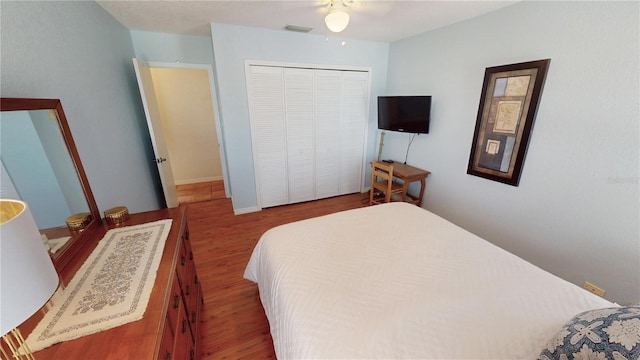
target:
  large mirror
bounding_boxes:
[0,98,100,271]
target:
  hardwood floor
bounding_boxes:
[177,180,226,204]
[186,193,369,359]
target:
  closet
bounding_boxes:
[246,64,370,209]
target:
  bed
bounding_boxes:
[244,202,623,359]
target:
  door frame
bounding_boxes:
[147,61,231,198]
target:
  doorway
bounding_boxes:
[147,62,230,204]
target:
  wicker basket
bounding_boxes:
[66,212,92,232]
[104,206,130,226]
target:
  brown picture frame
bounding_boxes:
[467,59,550,186]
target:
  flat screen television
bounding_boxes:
[378,96,431,134]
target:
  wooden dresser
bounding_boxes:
[25,206,203,359]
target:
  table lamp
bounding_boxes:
[1,200,59,359]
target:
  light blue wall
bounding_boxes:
[31,110,87,215]
[0,1,161,214]
[210,23,389,212]
[130,30,214,64]
[3,0,634,304]
[384,1,639,304]
[0,111,70,228]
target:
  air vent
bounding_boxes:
[284,25,313,33]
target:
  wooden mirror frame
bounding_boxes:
[0,98,101,271]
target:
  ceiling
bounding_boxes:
[96,0,518,43]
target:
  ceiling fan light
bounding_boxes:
[325,10,349,33]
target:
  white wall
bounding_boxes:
[210,23,389,213]
[0,1,162,214]
[383,1,639,304]
[150,67,223,184]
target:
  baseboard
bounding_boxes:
[233,206,260,215]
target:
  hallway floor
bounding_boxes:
[176,180,225,204]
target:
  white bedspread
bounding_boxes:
[244,202,615,359]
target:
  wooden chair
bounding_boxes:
[369,161,404,205]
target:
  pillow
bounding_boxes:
[539,306,640,360]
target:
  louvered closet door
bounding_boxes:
[339,71,369,194]
[314,70,342,198]
[247,66,288,208]
[284,68,315,203]
[248,64,369,209]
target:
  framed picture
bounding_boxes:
[467,59,550,186]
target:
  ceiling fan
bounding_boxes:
[325,0,351,32]
[283,0,394,34]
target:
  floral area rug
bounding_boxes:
[24,219,172,352]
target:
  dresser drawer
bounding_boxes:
[157,317,174,360]
[173,308,195,360]
[176,238,187,288]
[167,271,182,331]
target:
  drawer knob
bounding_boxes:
[173,295,180,309]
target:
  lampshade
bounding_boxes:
[0,200,59,336]
[325,9,350,33]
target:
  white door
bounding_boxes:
[132,58,179,208]
[284,68,315,203]
[247,65,288,208]
[339,71,369,195]
[314,69,342,198]
[246,63,370,210]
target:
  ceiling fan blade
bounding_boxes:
[348,0,395,16]
[280,0,330,13]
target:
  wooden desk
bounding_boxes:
[386,162,431,206]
